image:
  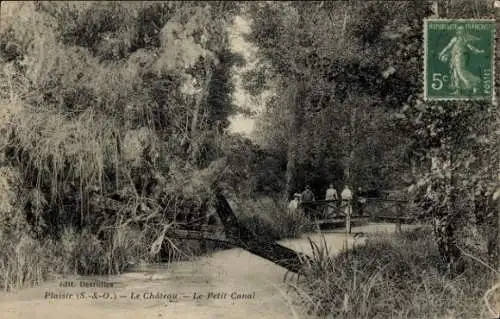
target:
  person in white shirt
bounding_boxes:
[341,185,353,204]
[325,184,338,217]
[288,193,301,219]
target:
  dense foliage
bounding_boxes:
[245,1,432,198]
[0,1,255,281]
[243,0,498,268]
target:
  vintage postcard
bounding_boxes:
[0,1,499,319]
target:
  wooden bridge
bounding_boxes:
[300,196,415,234]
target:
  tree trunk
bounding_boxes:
[284,82,305,201]
[432,214,461,272]
[285,139,297,201]
[430,147,462,273]
[345,204,352,234]
[427,0,466,276]
[495,192,500,272]
[340,94,357,187]
[347,98,357,186]
[213,187,311,273]
[395,203,402,234]
[189,62,212,165]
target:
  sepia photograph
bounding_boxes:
[0,1,498,318]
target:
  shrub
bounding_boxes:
[0,233,56,291]
[0,220,164,290]
[293,227,495,318]
[235,196,312,241]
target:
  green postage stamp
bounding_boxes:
[424,19,495,102]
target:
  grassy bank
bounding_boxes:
[292,227,496,319]
[0,225,162,291]
[0,225,220,291]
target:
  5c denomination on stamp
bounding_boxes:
[424,19,495,102]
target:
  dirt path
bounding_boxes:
[0,223,416,319]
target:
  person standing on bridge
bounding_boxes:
[355,187,367,216]
[325,183,338,218]
[301,185,315,218]
[288,193,302,219]
[341,185,353,234]
[302,185,315,202]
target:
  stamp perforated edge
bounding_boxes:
[423,18,496,103]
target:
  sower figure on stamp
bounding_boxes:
[438,26,484,95]
[341,185,353,234]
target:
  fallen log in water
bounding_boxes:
[212,188,312,274]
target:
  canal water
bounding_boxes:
[0,223,411,319]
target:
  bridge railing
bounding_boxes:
[299,197,415,234]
